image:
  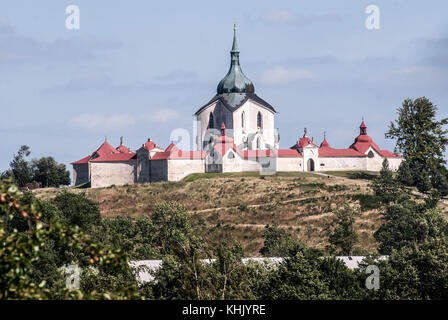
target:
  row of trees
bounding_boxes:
[3,167,448,300]
[1,145,70,188]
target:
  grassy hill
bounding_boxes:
[33,171,448,257]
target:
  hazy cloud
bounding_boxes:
[0,17,14,33]
[0,20,121,65]
[260,67,318,85]
[155,70,199,81]
[69,114,136,131]
[69,107,180,131]
[144,108,180,122]
[258,11,341,26]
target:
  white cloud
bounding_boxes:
[69,114,136,131]
[260,67,318,85]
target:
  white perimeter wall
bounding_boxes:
[318,157,366,171]
[277,157,303,172]
[90,162,136,188]
[167,159,205,181]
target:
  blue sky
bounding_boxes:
[0,0,447,175]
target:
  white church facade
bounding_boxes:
[72,26,402,188]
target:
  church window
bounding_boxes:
[241,111,245,129]
[368,151,374,158]
[257,112,263,129]
[228,152,235,159]
[256,137,261,149]
[208,112,214,129]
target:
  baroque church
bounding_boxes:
[72,26,402,188]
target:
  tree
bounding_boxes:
[31,157,70,187]
[370,158,406,204]
[9,145,33,187]
[51,191,102,231]
[361,238,448,299]
[317,257,363,299]
[263,251,332,299]
[433,167,448,197]
[151,202,193,255]
[396,160,414,186]
[386,97,448,193]
[260,224,299,257]
[327,205,359,255]
[0,178,140,299]
[374,199,448,254]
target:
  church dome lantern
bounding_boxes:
[217,25,255,94]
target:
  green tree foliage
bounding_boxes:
[374,199,448,254]
[370,159,407,204]
[150,237,214,300]
[327,205,359,255]
[317,257,363,299]
[259,224,299,257]
[151,202,193,255]
[31,157,70,187]
[0,179,139,299]
[263,250,332,299]
[8,145,33,187]
[93,216,158,260]
[260,226,363,299]
[433,167,448,197]
[51,191,101,231]
[2,146,70,188]
[386,97,448,193]
[396,160,414,186]
[361,238,448,299]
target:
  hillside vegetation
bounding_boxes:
[33,171,448,257]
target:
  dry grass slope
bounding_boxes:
[33,171,448,257]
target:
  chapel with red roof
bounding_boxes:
[72,26,402,188]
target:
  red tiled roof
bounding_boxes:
[143,140,159,151]
[277,149,302,157]
[90,153,136,162]
[116,144,132,153]
[380,150,403,158]
[71,155,91,165]
[151,150,206,160]
[293,137,318,149]
[165,142,180,152]
[94,141,119,157]
[319,146,365,157]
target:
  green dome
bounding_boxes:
[217,25,255,94]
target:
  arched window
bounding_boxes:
[208,112,214,129]
[256,137,261,149]
[241,111,245,129]
[257,112,262,129]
